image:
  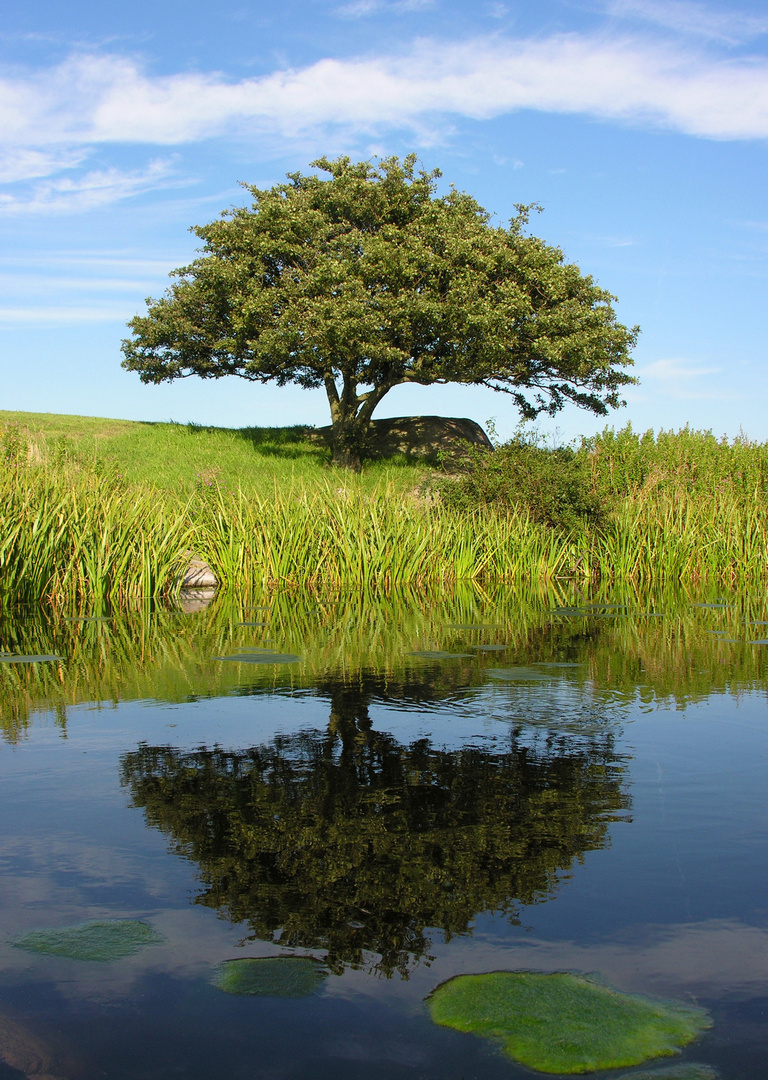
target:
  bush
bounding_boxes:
[435,427,608,532]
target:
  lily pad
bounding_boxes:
[425,971,711,1075]
[614,1064,717,1080]
[487,668,551,681]
[0,654,63,663]
[214,956,326,997]
[12,919,162,961]
[214,653,301,663]
[407,651,473,659]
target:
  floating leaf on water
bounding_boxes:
[213,956,327,997]
[693,603,731,609]
[471,645,509,652]
[747,639,768,645]
[614,1065,718,1080]
[487,668,551,682]
[214,653,301,664]
[425,971,711,1075]
[0,655,63,664]
[550,608,585,616]
[747,620,768,626]
[12,919,162,962]
[407,651,473,659]
[583,604,626,609]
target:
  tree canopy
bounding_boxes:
[121,685,629,977]
[121,154,638,467]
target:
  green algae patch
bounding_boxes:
[12,919,162,962]
[614,1064,717,1080]
[213,956,327,997]
[425,971,711,1075]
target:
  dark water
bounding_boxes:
[0,587,766,1079]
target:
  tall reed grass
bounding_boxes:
[4,422,768,605]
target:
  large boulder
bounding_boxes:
[308,416,493,464]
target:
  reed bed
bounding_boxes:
[4,426,768,605]
[0,468,195,605]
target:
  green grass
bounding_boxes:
[426,970,711,1074]
[4,411,768,602]
[0,410,423,499]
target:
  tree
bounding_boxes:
[121,155,638,469]
[121,677,629,977]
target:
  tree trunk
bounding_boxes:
[324,372,392,470]
[329,418,369,471]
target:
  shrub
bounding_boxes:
[435,427,607,533]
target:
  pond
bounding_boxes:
[0,586,766,1079]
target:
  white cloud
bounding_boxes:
[0,33,767,156]
[0,159,178,215]
[607,0,768,44]
[636,356,734,399]
[641,357,722,379]
[1,27,768,214]
[334,0,434,17]
[0,147,86,183]
[0,306,130,323]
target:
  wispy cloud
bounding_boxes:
[0,159,180,215]
[641,357,721,379]
[0,306,131,323]
[1,24,768,212]
[334,0,434,17]
[637,356,732,398]
[0,147,86,183]
[606,0,768,45]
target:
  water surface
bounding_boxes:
[0,586,766,1079]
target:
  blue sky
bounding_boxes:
[1,0,766,442]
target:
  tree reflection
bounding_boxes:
[121,673,630,978]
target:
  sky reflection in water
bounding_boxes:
[0,585,766,1079]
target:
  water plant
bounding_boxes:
[213,956,326,997]
[12,920,162,962]
[614,1064,717,1080]
[425,971,711,1074]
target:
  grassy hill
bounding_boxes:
[0,410,427,499]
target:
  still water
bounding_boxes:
[0,587,766,1079]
